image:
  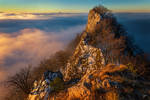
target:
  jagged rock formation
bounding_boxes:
[86,9,101,33]
[27,7,150,100]
[50,64,150,100]
[28,9,106,99]
[28,71,64,100]
[64,8,106,81]
[64,31,105,81]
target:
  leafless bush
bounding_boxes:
[7,66,33,94]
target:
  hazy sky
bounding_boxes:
[0,0,150,13]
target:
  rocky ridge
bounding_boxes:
[27,7,150,100]
[64,8,106,81]
[50,64,150,100]
[64,31,105,81]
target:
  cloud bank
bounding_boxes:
[0,13,87,99]
[0,12,87,20]
[0,14,87,33]
[0,25,85,99]
[0,25,84,72]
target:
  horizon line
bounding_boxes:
[1,8,150,14]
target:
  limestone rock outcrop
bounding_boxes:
[64,32,105,81]
[64,7,106,81]
[28,71,64,100]
[27,7,150,100]
[50,64,150,100]
[86,9,101,33]
[28,7,106,100]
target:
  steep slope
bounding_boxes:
[64,8,106,81]
[64,32,105,81]
[27,7,150,100]
[28,8,106,100]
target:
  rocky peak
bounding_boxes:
[27,7,150,100]
[63,8,107,81]
[27,8,106,100]
[86,9,101,33]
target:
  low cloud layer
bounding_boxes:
[0,15,87,33]
[0,14,87,99]
[0,25,85,73]
[0,25,85,99]
[0,12,87,20]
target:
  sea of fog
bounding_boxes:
[0,14,87,99]
[0,12,150,99]
[0,13,149,54]
[0,13,150,71]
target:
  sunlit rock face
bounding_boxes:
[28,71,64,100]
[64,9,105,81]
[86,9,101,33]
[50,64,150,100]
[29,65,150,100]
[28,8,105,100]
[64,32,105,81]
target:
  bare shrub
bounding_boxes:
[7,66,33,94]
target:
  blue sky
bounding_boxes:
[0,0,150,13]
